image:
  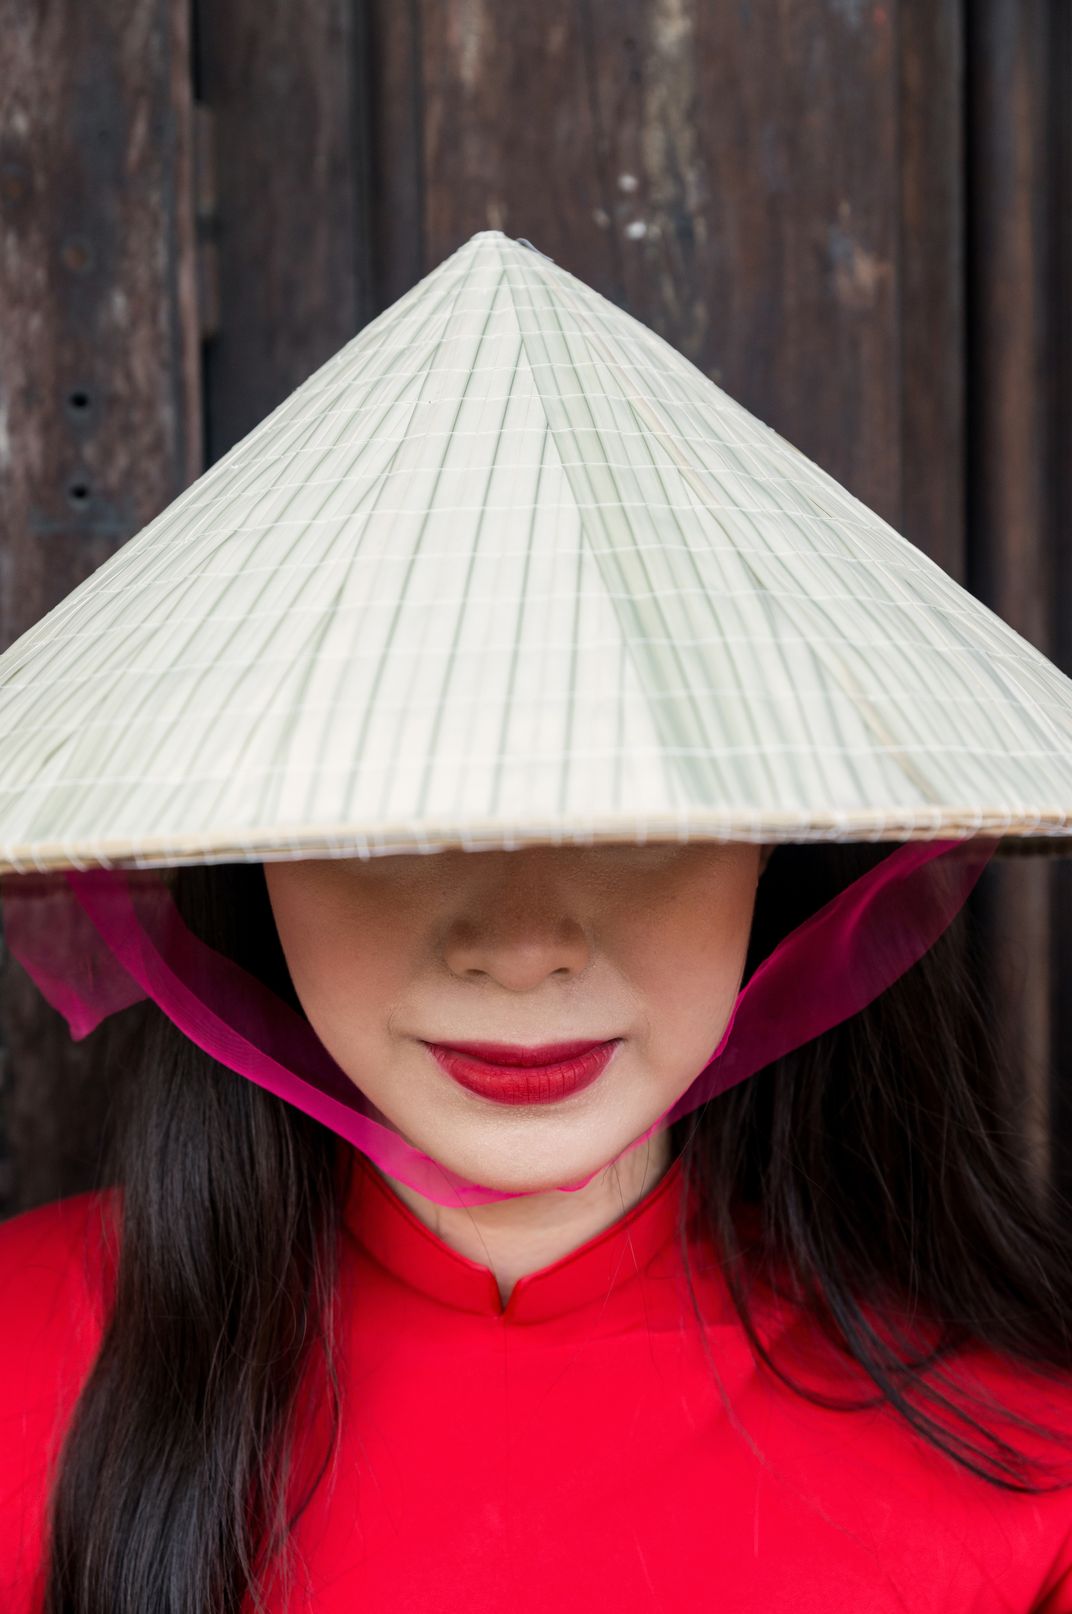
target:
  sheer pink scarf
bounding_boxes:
[1,838,996,1205]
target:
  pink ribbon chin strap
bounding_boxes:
[1,838,997,1207]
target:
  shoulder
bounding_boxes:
[753,1298,1072,1609]
[0,1187,120,1610]
[0,1184,120,1405]
[0,1184,120,1347]
[925,1343,1072,1612]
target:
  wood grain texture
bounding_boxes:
[966,0,1064,1180]
[1050,2,1072,1200]
[898,0,964,581]
[416,0,902,530]
[0,0,199,1211]
[193,0,367,459]
[367,0,424,310]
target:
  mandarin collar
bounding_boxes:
[343,1149,693,1326]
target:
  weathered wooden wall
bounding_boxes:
[965,0,1070,1179]
[1,0,1068,1214]
[0,0,201,1206]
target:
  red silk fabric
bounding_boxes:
[2,1146,1072,1611]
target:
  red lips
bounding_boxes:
[432,1039,611,1067]
[424,1038,622,1106]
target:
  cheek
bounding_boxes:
[625,873,755,1028]
[265,876,408,1035]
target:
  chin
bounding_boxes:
[436,1135,628,1199]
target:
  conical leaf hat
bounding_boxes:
[1,229,1070,873]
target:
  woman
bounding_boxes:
[1,230,1072,1611]
[3,838,1072,1610]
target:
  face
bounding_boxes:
[264,841,767,1194]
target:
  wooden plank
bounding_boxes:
[0,0,200,1213]
[1044,1,1072,1197]
[366,0,425,309]
[417,0,903,523]
[965,0,1058,1179]
[416,2,616,289]
[193,0,369,458]
[899,0,965,580]
[894,0,977,1062]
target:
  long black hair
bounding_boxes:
[39,842,1072,1612]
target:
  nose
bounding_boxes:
[439,866,594,989]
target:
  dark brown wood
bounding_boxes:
[417,0,905,528]
[367,0,424,311]
[899,0,965,581]
[0,0,200,1213]
[193,0,369,459]
[194,102,221,341]
[966,0,1063,1179]
[1044,1,1072,1199]
[894,0,979,1137]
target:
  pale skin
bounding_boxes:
[265,841,771,1306]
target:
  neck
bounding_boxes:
[375,1128,675,1307]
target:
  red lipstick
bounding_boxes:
[425,1038,621,1106]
